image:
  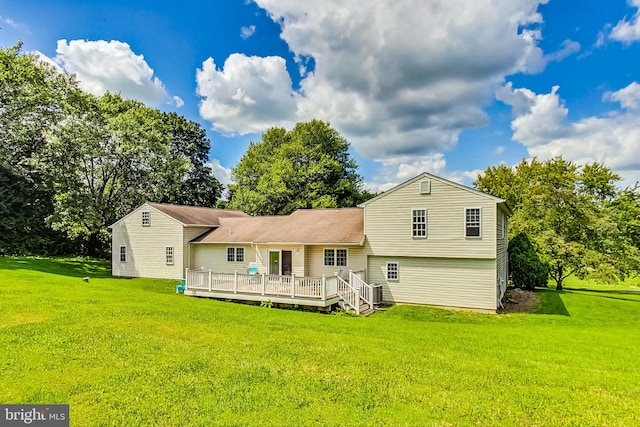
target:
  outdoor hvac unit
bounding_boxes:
[372,284,384,305]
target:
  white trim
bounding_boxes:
[119,245,127,263]
[465,207,482,238]
[141,210,150,227]
[165,246,174,265]
[226,247,245,263]
[268,250,282,275]
[411,208,427,238]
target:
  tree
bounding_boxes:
[228,120,369,215]
[475,157,639,290]
[508,233,549,290]
[0,43,77,255]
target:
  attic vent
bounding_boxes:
[420,180,431,194]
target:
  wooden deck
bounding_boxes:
[184,269,379,314]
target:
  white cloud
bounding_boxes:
[610,0,640,44]
[604,81,640,110]
[240,25,256,39]
[173,96,185,108]
[209,159,233,199]
[196,54,297,135]
[1,16,18,28]
[494,146,506,155]
[54,39,169,105]
[200,0,550,161]
[364,154,448,192]
[497,82,640,186]
[544,39,581,63]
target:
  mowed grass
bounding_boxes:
[1,258,639,426]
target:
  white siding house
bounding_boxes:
[360,173,511,310]
[110,173,510,311]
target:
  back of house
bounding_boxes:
[360,173,510,310]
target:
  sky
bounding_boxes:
[1,0,640,192]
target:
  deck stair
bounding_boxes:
[336,270,377,315]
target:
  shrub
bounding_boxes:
[509,233,549,290]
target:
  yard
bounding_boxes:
[0,257,639,426]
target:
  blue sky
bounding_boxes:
[2,0,640,191]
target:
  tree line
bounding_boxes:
[0,43,370,257]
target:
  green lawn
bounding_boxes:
[1,257,639,426]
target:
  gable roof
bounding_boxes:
[148,203,249,226]
[192,208,364,245]
[108,202,249,229]
[359,172,511,214]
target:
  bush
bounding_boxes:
[509,233,549,290]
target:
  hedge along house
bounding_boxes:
[110,172,510,312]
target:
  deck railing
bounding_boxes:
[350,270,374,310]
[337,274,360,314]
[185,269,335,300]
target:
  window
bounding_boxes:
[386,262,398,280]
[412,209,427,238]
[324,249,348,266]
[466,208,481,237]
[142,211,150,227]
[166,246,174,265]
[227,247,245,262]
[119,246,127,262]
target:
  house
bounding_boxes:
[109,203,249,279]
[110,173,510,312]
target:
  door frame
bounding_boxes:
[268,250,281,275]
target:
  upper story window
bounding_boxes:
[227,247,245,262]
[141,211,150,227]
[120,246,127,262]
[465,208,481,237]
[412,209,427,238]
[166,246,174,265]
[324,249,348,266]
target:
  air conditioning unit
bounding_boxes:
[372,284,384,305]
[420,180,431,194]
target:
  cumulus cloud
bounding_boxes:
[196,54,297,134]
[199,0,550,160]
[240,25,256,39]
[497,82,640,185]
[609,0,640,44]
[364,154,448,193]
[544,39,581,63]
[54,39,169,105]
[209,159,233,199]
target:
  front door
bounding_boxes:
[269,251,280,275]
[282,251,292,275]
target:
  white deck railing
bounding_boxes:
[350,270,374,310]
[337,274,360,314]
[185,269,335,300]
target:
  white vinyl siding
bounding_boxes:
[412,209,427,238]
[465,208,481,238]
[363,177,497,259]
[368,256,497,310]
[120,246,127,262]
[323,248,348,267]
[141,211,150,227]
[166,246,174,265]
[111,203,186,279]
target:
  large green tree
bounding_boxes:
[475,157,639,290]
[0,43,77,255]
[228,120,369,215]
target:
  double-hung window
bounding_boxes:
[412,209,427,238]
[227,247,245,262]
[119,246,127,262]
[166,246,174,265]
[465,208,481,237]
[324,249,348,266]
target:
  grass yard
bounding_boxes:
[1,257,639,426]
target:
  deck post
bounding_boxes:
[234,270,238,294]
[321,275,326,301]
[208,270,212,291]
[290,274,296,298]
[349,270,353,284]
[261,273,266,296]
[184,268,189,290]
